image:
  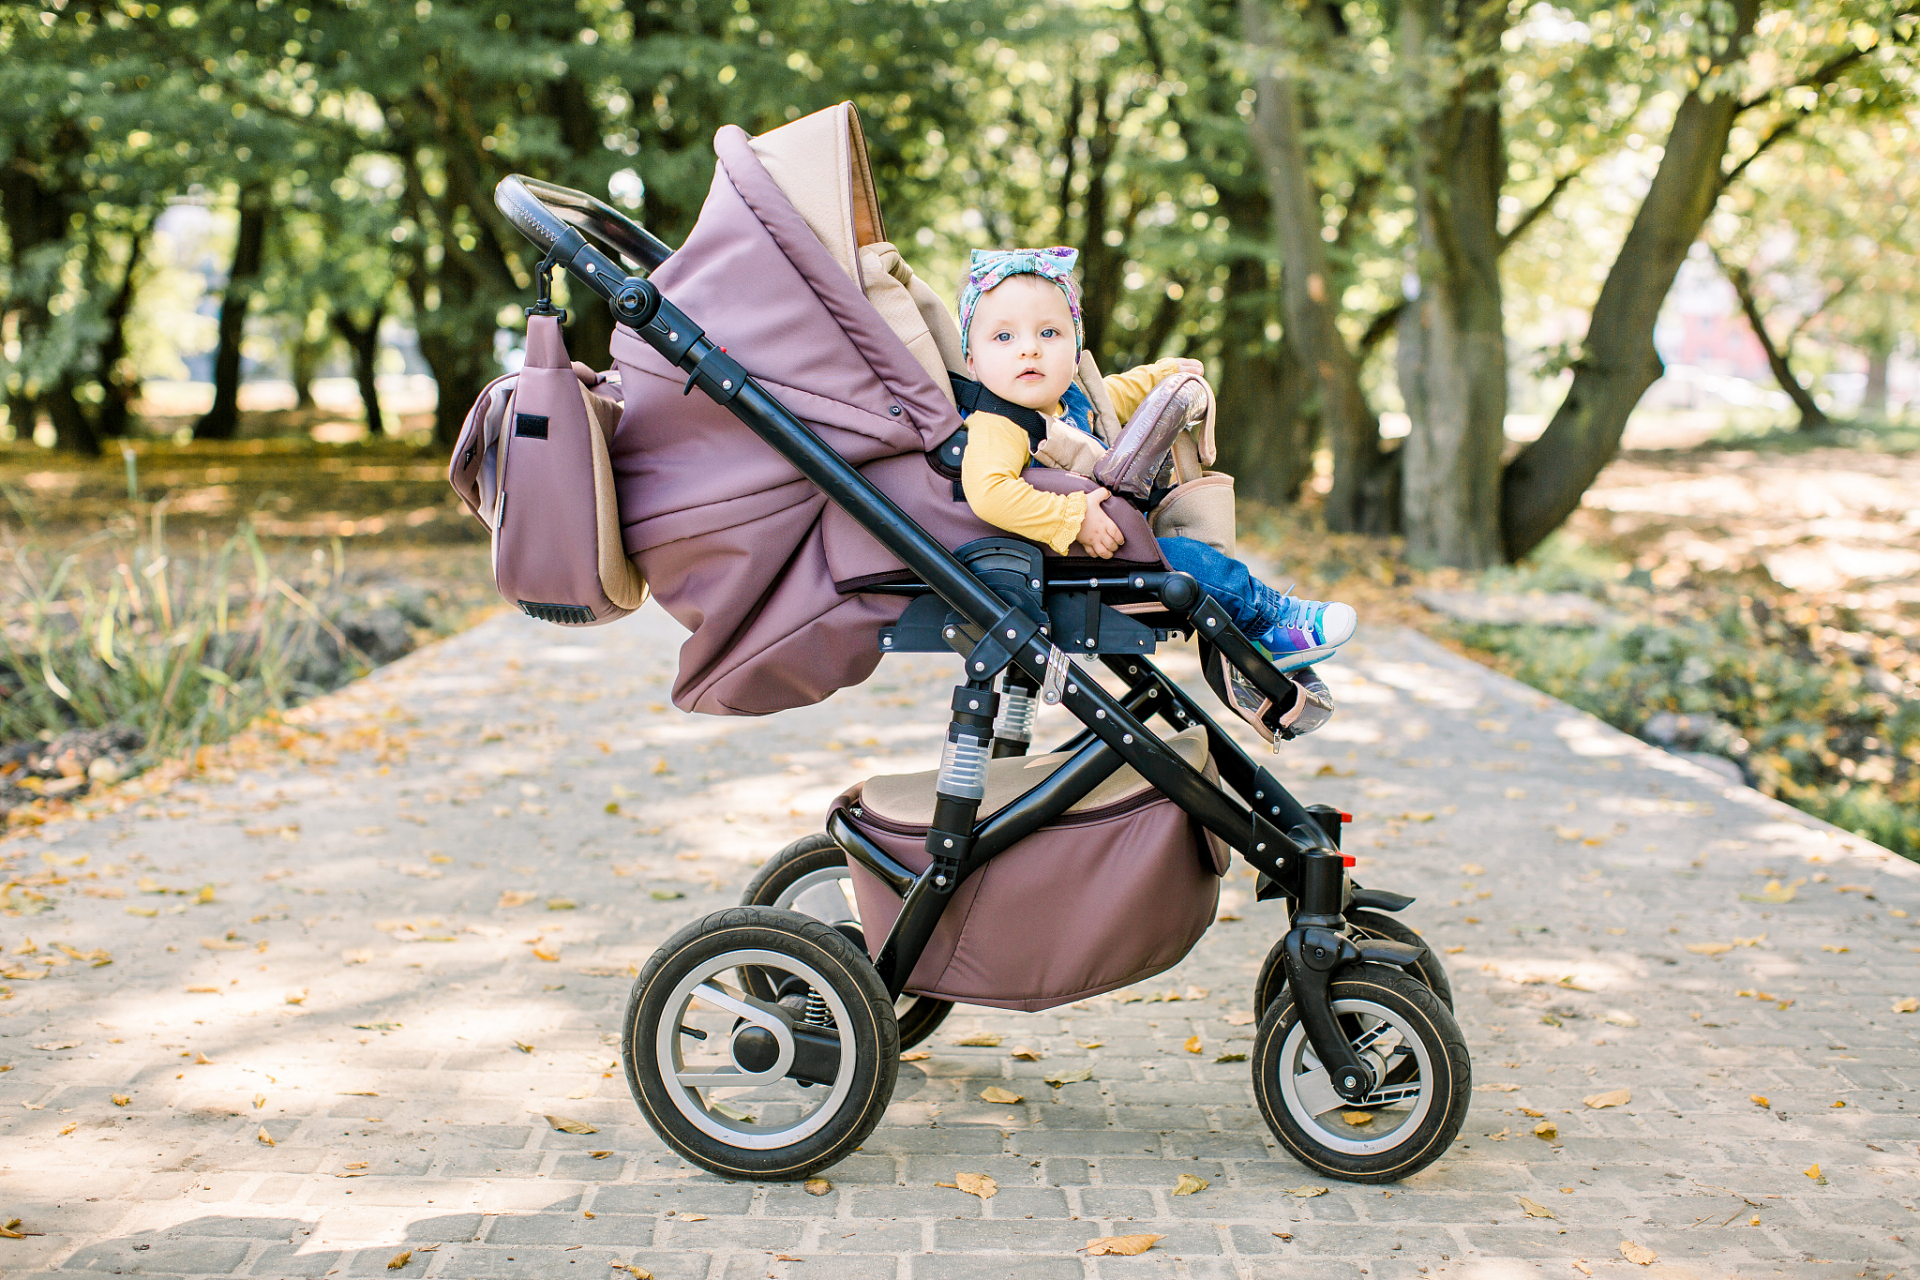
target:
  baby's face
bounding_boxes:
[965,275,1078,411]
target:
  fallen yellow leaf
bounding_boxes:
[1043,1067,1093,1087]
[545,1115,597,1135]
[900,1050,930,1061]
[1893,996,1919,1014]
[803,1178,831,1196]
[386,1250,411,1270]
[1518,1196,1556,1219]
[979,1086,1024,1104]
[1619,1240,1657,1265]
[951,1034,1001,1047]
[1804,1163,1827,1185]
[1285,1185,1329,1197]
[344,1161,369,1170]
[1183,1035,1203,1054]
[939,1172,996,1199]
[252,1093,265,1110]
[498,890,537,908]
[1082,1234,1163,1256]
[1172,1173,1208,1195]
[1583,1089,1630,1109]
[532,946,561,962]
[609,1265,653,1279]
[58,1122,77,1136]
[112,1094,130,1107]
[513,1041,535,1054]
[1534,1120,1558,1141]
[1685,942,1733,956]
[1342,1111,1373,1126]
[1739,878,1803,904]
[1010,1046,1041,1062]
[193,1050,213,1065]
[256,1127,275,1146]
[1751,1094,1770,1109]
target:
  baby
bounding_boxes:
[956,247,1356,671]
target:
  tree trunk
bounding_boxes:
[331,307,387,435]
[1077,80,1124,365]
[1860,330,1891,421]
[195,191,270,441]
[289,327,323,412]
[93,219,151,441]
[1212,258,1312,505]
[415,325,490,448]
[1241,0,1392,534]
[1721,259,1827,430]
[1398,0,1510,568]
[46,373,100,456]
[1500,0,1761,560]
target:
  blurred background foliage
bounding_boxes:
[1,0,1918,853]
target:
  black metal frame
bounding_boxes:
[494,175,1428,1104]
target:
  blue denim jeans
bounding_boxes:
[1156,536,1284,639]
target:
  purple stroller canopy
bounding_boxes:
[605,105,1161,716]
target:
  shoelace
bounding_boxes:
[1268,585,1324,639]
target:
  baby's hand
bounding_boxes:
[1079,487,1125,559]
[1172,358,1206,379]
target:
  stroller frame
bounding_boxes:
[496,173,1467,1182]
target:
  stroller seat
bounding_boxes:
[833,726,1228,1011]
[600,103,1164,716]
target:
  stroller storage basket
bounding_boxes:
[835,727,1227,1012]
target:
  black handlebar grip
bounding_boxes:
[494,175,564,253]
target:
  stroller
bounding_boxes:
[489,104,1470,1184]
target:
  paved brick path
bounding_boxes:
[2,603,1916,1280]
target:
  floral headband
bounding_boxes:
[958,247,1082,361]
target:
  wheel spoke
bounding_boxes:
[1358,1082,1423,1106]
[1290,1063,1345,1117]
[1348,1015,1396,1056]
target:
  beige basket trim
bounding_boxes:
[859,726,1208,828]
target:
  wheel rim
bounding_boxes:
[652,947,858,1150]
[1274,995,1436,1155]
[771,863,937,1021]
[771,867,861,926]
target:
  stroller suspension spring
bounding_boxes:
[803,989,833,1028]
[992,690,1037,746]
[936,729,991,800]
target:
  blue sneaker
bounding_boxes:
[1254,594,1357,672]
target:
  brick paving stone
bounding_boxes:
[2,604,1916,1280]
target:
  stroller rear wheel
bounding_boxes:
[622,906,899,1180]
[1252,963,1469,1183]
[742,833,953,1050]
[1255,910,1454,1011]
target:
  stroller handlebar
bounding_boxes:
[495,175,674,281]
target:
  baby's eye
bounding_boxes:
[993,330,1012,342]
[1041,326,1060,338]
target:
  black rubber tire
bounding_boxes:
[741,833,954,1051]
[622,906,899,1181]
[1252,963,1471,1183]
[1254,910,1454,1011]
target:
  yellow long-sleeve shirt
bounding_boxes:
[960,358,1183,553]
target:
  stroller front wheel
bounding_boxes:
[622,906,899,1180]
[1252,963,1470,1183]
[1255,909,1455,1011]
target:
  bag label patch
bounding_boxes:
[514,413,550,439]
